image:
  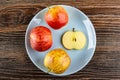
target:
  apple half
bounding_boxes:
[62,28,86,50]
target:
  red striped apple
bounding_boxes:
[30,26,52,52]
[45,6,68,30]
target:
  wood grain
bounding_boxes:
[0,0,120,79]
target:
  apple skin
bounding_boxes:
[45,6,68,30]
[30,26,52,52]
[62,28,86,50]
[44,48,71,74]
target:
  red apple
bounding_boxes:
[30,26,52,52]
[45,6,68,30]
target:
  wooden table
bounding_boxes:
[0,0,120,79]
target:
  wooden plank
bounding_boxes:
[0,4,120,27]
[0,1,120,79]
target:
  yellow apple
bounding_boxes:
[62,28,86,50]
[44,48,71,74]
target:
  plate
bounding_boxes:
[25,5,96,76]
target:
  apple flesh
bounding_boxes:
[62,28,86,50]
[44,48,71,74]
[30,26,52,52]
[45,6,68,30]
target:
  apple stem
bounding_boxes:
[72,28,76,42]
[73,28,75,32]
[47,6,51,10]
[47,67,51,73]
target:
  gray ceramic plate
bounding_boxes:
[25,5,96,76]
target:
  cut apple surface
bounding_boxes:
[62,28,86,50]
